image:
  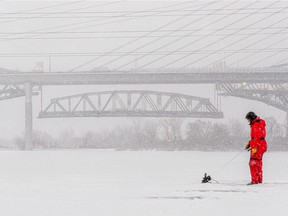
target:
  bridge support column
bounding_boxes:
[24,82,33,150]
[286,112,288,139]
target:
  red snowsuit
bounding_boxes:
[248,117,267,183]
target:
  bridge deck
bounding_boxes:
[0,71,287,85]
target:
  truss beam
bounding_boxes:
[39,90,223,118]
[217,83,288,111]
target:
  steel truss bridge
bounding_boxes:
[217,83,288,112]
[38,91,223,118]
[1,67,288,149]
[0,84,39,100]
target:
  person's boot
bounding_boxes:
[247,182,258,185]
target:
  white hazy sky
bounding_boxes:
[0,0,287,140]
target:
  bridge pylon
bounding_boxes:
[286,112,288,139]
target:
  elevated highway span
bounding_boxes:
[0,71,288,85]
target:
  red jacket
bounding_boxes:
[249,117,267,159]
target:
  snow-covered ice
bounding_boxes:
[0,150,287,216]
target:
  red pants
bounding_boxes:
[249,159,263,183]
[249,140,267,183]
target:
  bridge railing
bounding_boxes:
[132,67,288,74]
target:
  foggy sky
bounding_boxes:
[0,0,286,140]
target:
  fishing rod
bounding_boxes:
[201,149,246,184]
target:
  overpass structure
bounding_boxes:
[1,70,288,85]
[0,67,288,149]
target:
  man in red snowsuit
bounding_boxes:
[245,112,268,185]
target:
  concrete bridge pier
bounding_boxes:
[24,82,33,150]
[286,112,288,139]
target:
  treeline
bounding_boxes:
[10,116,288,151]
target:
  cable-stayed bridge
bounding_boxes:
[2,1,288,149]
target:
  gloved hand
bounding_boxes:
[251,148,257,154]
[245,142,250,151]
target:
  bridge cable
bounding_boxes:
[269,56,288,68]
[3,6,288,15]
[0,1,126,42]
[182,1,285,68]
[3,48,288,58]
[112,1,257,71]
[96,1,221,70]
[0,1,95,25]
[233,30,288,68]
[159,1,281,69]
[202,4,288,68]
[0,1,83,18]
[3,9,288,19]
[107,1,239,71]
[2,26,288,36]
[3,31,288,40]
[133,2,268,68]
[67,1,209,72]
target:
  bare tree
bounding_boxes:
[57,128,78,148]
[159,118,184,143]
[33,130,55,149]
[228,119,247,138]
[143,120,159,145]
[265,116,285,137]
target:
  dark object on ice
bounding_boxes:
[202,173,212,183]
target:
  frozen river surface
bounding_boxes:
[0,150,287,216]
